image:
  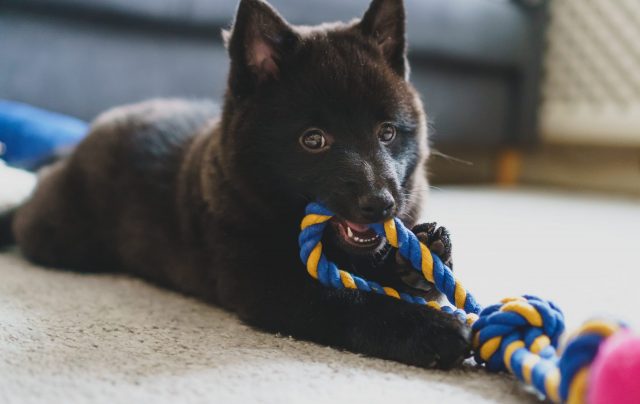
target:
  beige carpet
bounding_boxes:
[1,165,639,403]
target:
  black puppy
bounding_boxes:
[1,0,470,368]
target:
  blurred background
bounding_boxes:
[0,0,639,195]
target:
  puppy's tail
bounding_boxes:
[0,208,17,248]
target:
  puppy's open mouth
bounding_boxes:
[331,218,383,251]
[327,217,437,298]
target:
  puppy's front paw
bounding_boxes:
[390,306,471,369]
[417,312,471,369]
[412,222,453,269]
[393,223,454,298]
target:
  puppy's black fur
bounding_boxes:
[2,0,470,368]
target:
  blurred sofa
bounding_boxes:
[0,0,548,148]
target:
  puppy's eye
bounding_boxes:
[378,123,396,144]
[300,129,329,152]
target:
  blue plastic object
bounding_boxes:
[0,100,88,169]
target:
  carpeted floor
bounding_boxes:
[1,165,639,403]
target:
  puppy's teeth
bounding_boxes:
[347,227,353,238]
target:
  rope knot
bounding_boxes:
[472,295,565,372]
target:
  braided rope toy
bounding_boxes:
[299,202,639,404]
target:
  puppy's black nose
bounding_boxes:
[358,191,395,223]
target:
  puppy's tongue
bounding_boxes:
[344,220,370,233]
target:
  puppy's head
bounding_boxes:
[222,0,428,254]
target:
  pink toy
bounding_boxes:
[589,330,640,404]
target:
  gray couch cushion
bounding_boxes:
[9,0,531,66]
[1,0,544,146]
[0,11,228,120]
[0,8,510,146]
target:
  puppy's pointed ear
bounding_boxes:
[359,0,408,79]
[224,0,298,95]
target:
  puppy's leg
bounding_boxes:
[13,161,117,272]
[238,279,471,369]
